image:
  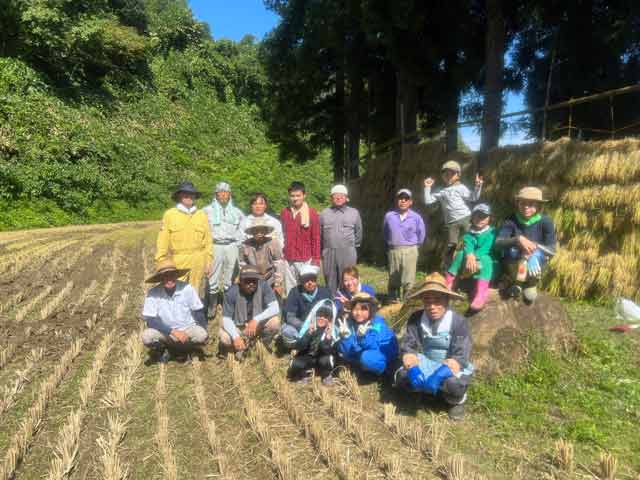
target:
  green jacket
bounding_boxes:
[449,226,498,281]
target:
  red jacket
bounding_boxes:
[280,206,321,265]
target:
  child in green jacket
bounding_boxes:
[445,203,497,311]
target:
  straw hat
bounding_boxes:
[346,292,380,310]
[244,220,274,236]
[515,186,548,203]
[146,259,190,283]
[441,160,462,173]
[406,272,465,301]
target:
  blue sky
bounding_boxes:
[188,0,527,150]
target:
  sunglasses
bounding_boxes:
[241,278,258,284]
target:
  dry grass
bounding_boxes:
[0,344,17,370]
[70,280,98,314]
[102,333,144,409]
[155,364,178,480]
[0,347,45,416]
[0,291,25,315]
[0,338,83,480]
[553,439,574,474]
[40,281,74,320]
[97,414,130,480]
[14,286,53,322]
[441,454,465,480]
[598,452,618,480]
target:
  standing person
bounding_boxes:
[424,161,483,266]
[383,188,426,302]
[141,260,208,363]
[319,185,363,294]
[280,181,321,294]
[218,265,281,360]
[156,181,213,295]
[239,192,284,249]
[393,273,473,421]
[203,182,245,314]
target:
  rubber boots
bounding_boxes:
[445,273,455,290]
[470,279,490,311]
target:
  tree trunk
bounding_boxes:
[445,54,460,153]
[391,68,418,193]
[480,0,506,166]
[347,67,362,180]
[334,65,346,182]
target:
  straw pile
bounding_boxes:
[350,137,640,301]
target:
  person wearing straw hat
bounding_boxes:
[383,188,426,302]
[424,160,483,267]
[393,273,473,421]
[218,265,281,360]
[319,184,363,295]
[495,186,556,303]
[141,259,209,363]
[240,219,285,293]
[335,292,398,377]
[280,263,332,351]
[203,181,245,315]
[155,181,213,296]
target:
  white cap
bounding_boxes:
[330,184,348,196]
[396,188,412,198]
[215,181,231,193]
[298,264,320,279]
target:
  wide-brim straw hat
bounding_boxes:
[146,259,190,283]
[346,292,380,310]
[406,272,465,301]
[515,186,548,203]
[172,181,202,201]
[245,222,274,236]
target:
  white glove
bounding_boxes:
[337,318,351,338]
[357,321,371,337]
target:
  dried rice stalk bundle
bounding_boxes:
[0,347,45,416]
[338,368,362,406]
[47,410,81,480]
[115,292,129,320]
[14,286,53,322]
[155,364,178,480]
[562,184,640,212]
[79,331,114,407]
[0,338,83,480]
[0,291,24,315]
[427,412,448,464]
[96,414,129,480]
[71,280,98,314]
[571,140,640,186]
[598,452,617,480]
[553,439,574,473]
[0,344,17,370]
[40,281,74,320]
[441,454,465,480]
[102,333,144,409]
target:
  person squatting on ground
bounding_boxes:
[320,184,363,295]
[446,203,498,312]
[424,161,483,267]
[393,273,473,421]
[240,220,285,296]
[239,192,284,250]
[155,181,213,296]
[383,188,426,302]
[203,182,245,314]
[334,265,375,314]
[335,292,399,377]
[280,264,332,351]
[280,181,321,295]
[219,265,281,360]
[141,260,209,363]
[495,186,556,304]
[287,303,338,386]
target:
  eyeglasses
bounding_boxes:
[241,278,258,284]
[397,197,411,201]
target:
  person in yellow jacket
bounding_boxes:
[156,181,213,296]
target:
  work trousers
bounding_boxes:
[209,243,239,295]
[394,367,470,405]
[218,316,281,349]
[387,245,419,301]
[141,325,209,349]
[322,246,357,295]
[288,353,334,379]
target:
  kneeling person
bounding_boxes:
[336,293,398,376]
[219,265,281,359]
[141,260,208,362]
[394,273,473,421]
[288,303,337,385]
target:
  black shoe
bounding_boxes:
[159,348,172,364]
[448,403,465,421]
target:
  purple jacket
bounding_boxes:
[383,209,426,247]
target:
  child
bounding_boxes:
[240,221,285,296]
[424,160,483,265]
[446,203,497,312]
[288,302,337,385]
[336,292,398,377]
[495,187,556,303]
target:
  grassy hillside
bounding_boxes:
[0,2,332,230]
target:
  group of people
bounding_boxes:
[140,159,557,420]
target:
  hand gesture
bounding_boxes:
[232,336,246,352]
[465,254,479,274]
[324,322,333,340]
[335,292,348,305]
[245,319,258,337]
[424,177,435,188]
[518,236,537,256]
[475,173,483,188]
[443,358,461,375]
[357,321,371,337]
[337,318,351,338]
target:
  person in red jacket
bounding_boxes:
[280,181,321,296]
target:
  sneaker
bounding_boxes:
[321,375,334,386]
[507,284,522,299]
[447,403,465,421]
[159,348,171,364]
[234,350,245,362]
[523,286,538,304]
[297,376,311,385]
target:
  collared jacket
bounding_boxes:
[320,205,363,250]
[336,314,399,366]
[383,209,426,247]
[424,182,482,224]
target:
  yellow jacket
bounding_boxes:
[156,208,213,265]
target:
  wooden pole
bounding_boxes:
[610,95,615,139]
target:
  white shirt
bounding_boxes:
[176,203,197,214]
[142,281,203,331]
